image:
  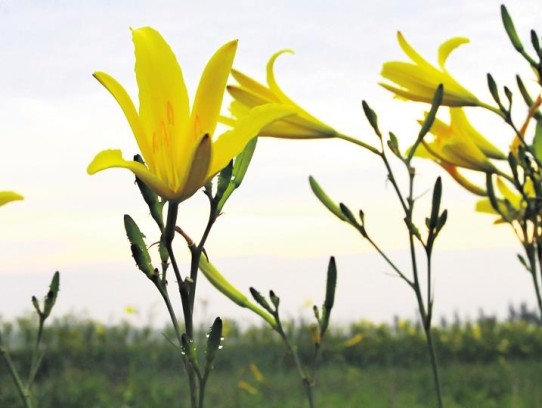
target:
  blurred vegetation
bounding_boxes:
[1,303,541,407]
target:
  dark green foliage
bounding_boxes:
[1,307,542,407]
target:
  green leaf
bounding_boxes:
[124,215,154,278]
[408,85,443,163]
[532,120,542,163]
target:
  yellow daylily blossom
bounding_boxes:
[88,27,294,202]
[224,50,337,139]
[414,108,505,172]
[0,191,23,207]
[381,32,480,106]
[476,177,531,222]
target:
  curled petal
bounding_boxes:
[88,149,176,200]
[0,191,23,207]
[438,37,470,69]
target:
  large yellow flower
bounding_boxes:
[0,191,23,207]
[414,108,505,172]
[88,27,293,202]
[224,50,337,139]
[381,32,480,106]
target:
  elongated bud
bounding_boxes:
[43,271,60,319]
[134,155,164,230]
[362,101,381,138]
[321,256,337,334]
[309,176,347,221]
[501,5,524,53]
[124,215,154,278]
[269,290,280,308]
[487,74,501,107]
[205,317,223,370]
[250,287,274,314]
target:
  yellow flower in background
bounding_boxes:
[88,27,293,202]
[381,32,480,106]
[414,109,505,172]
[476,177,531,222]
[224,50,337,139]
[0,191,23,207]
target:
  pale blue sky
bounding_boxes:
[1,0,541,326]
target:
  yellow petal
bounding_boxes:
[87,149,176,200]
[209,104,295,175]
[231,69,280,101]
[227,85,269,108]
[438,37,469,69]
[0,191,23,207]
[450,109,505,159]
[266,49,296,103]
[191,40,238,139]
[132,26,190,164]
[397,32,434,72]
[93,72,152,166]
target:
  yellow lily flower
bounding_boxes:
[224,50,337,139]
[0,191,23,207]
[476,177,529,222]
[88,27,294,202]
[415,108,505,172]
[381,32,480,106]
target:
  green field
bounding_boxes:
[2,308,541,407]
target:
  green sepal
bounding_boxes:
[362,100,382,138]
[215,160,233,203]
[134,155,165,231]
[309,176,347,221]
[321,256,337,335]
[124,215,154,278]
[205,317,223,370]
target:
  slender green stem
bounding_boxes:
[0,331,33,408]
[422,324,444,408]
[274,317,314,408]
[335,133,380,155]
[26,318,45,389]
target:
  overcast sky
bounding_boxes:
[1,0,541,327]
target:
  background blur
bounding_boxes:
[1,0,541,327]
